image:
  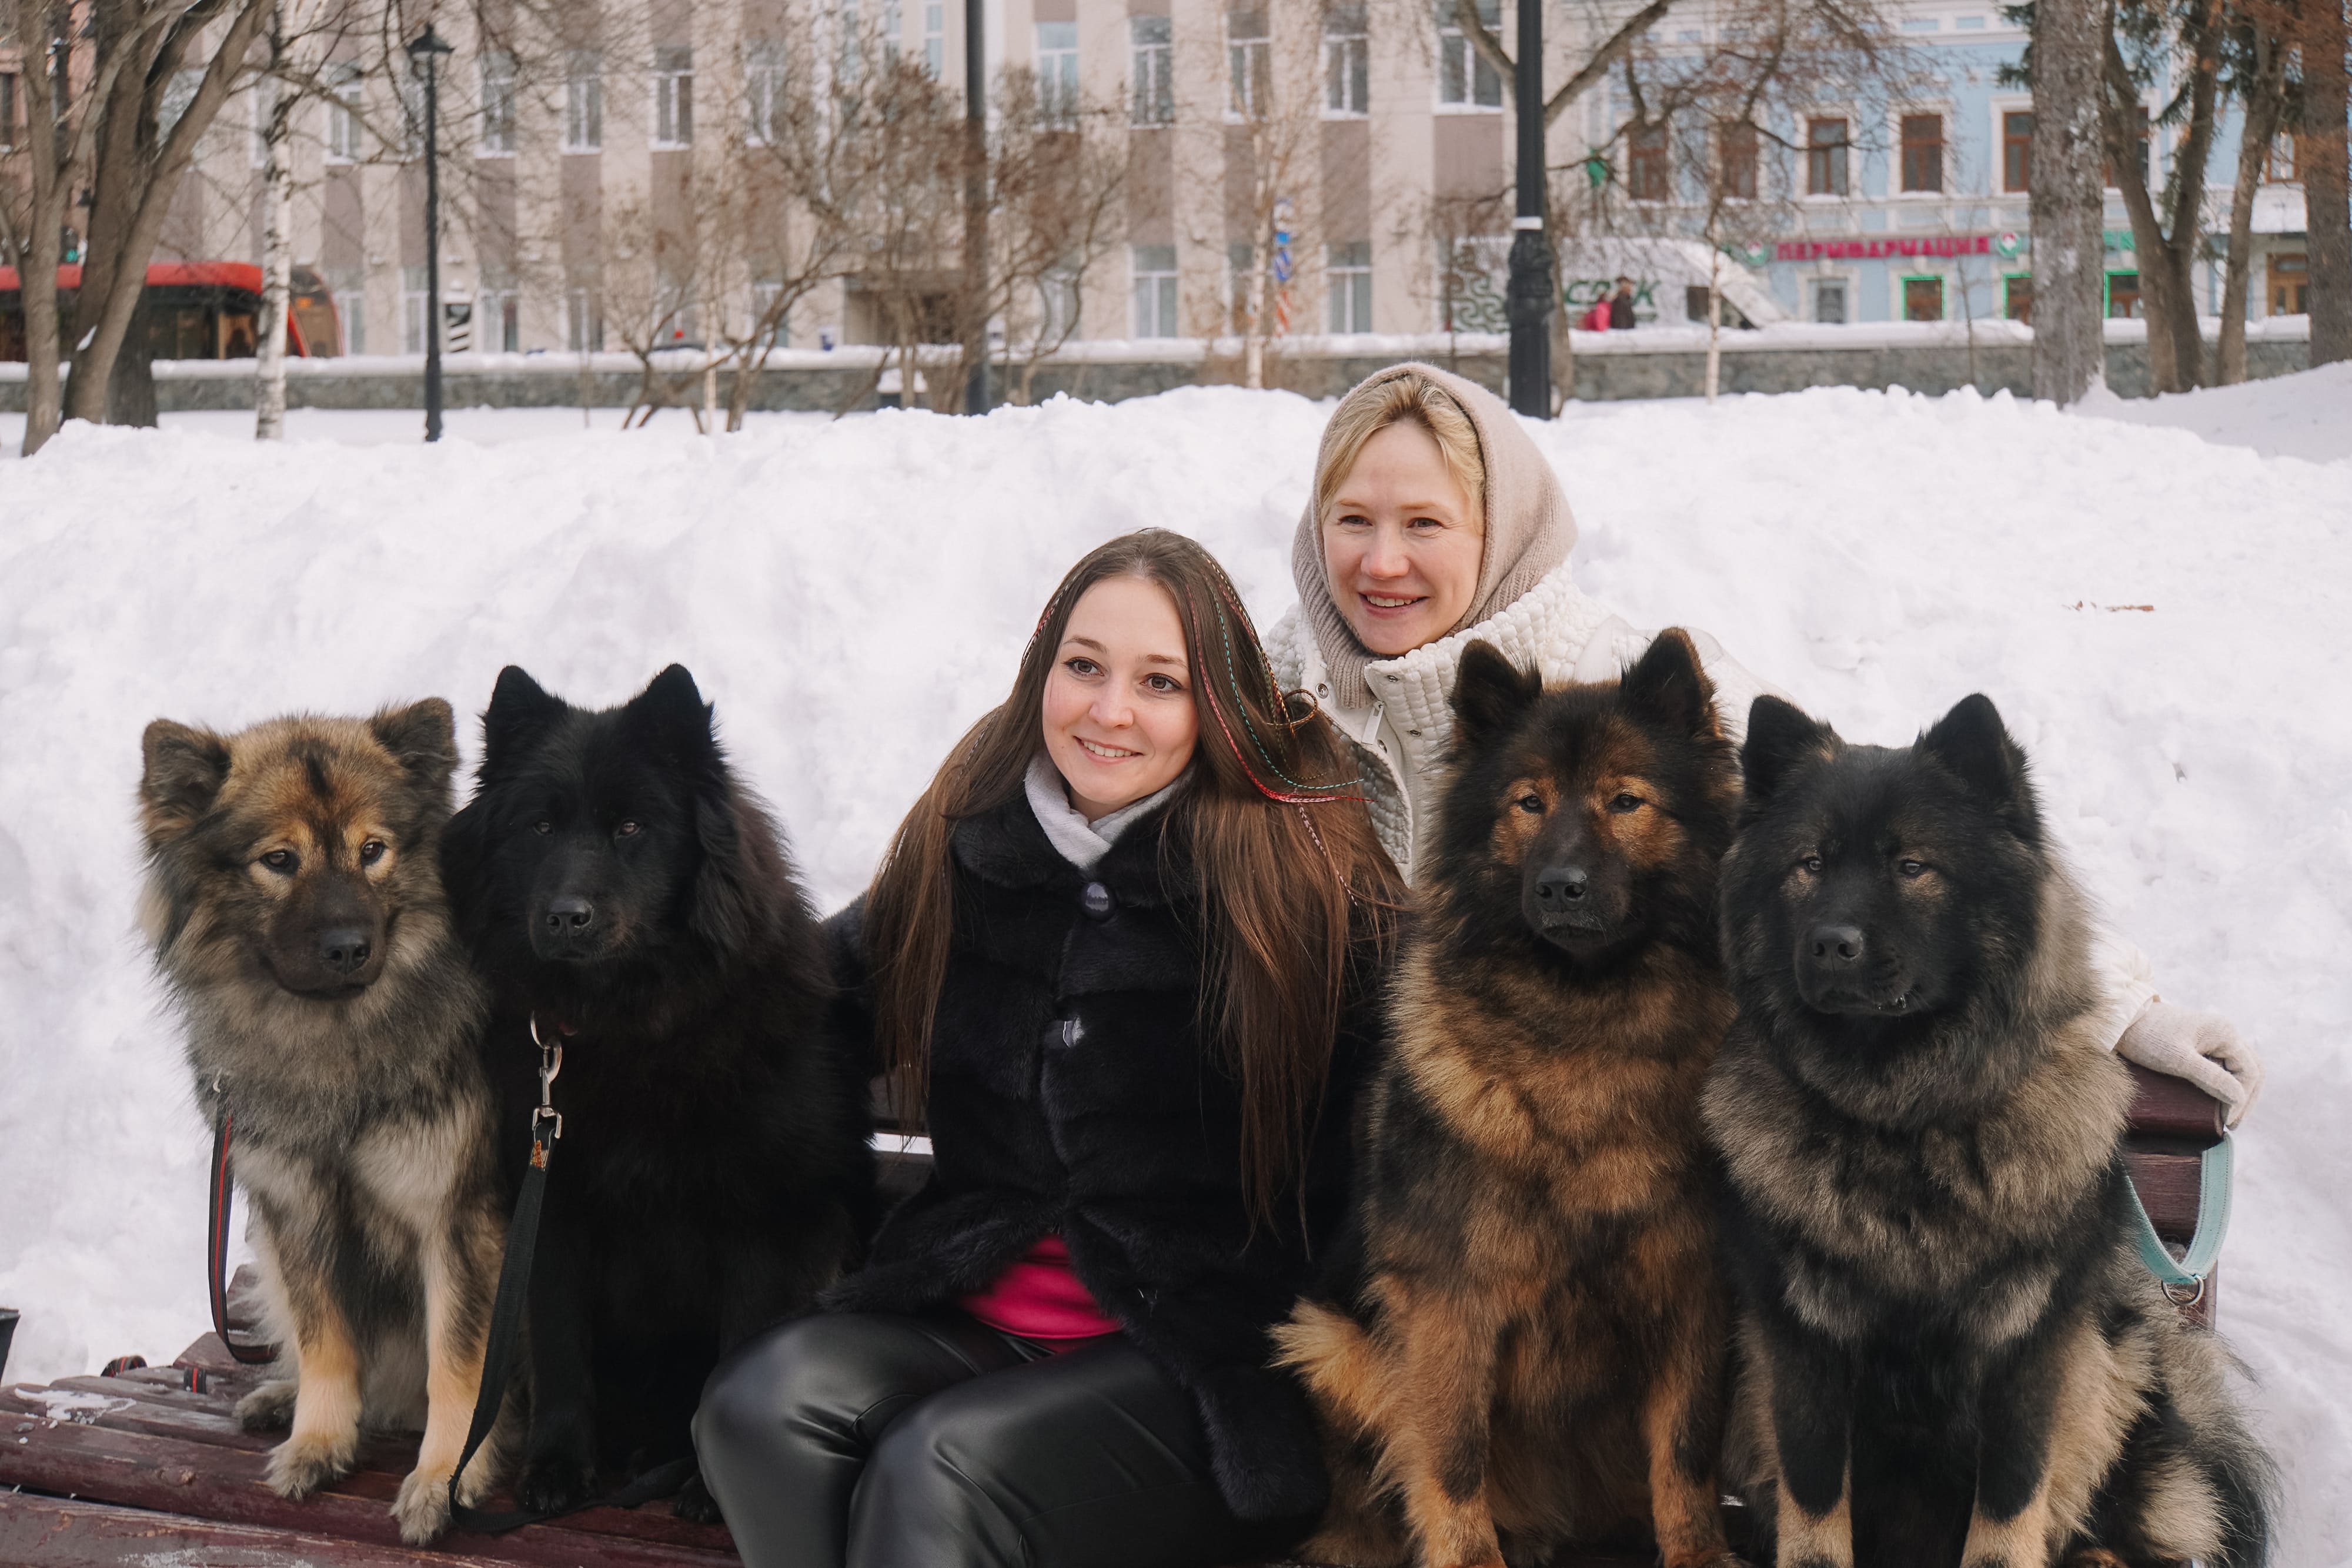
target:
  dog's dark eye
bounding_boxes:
[1897,858,1926,878]
[616,820,642,838]
[1608,793,1642,813]
[359,839,386,866]
[1516,794,1544,815]
[1800,855,1824,874]
[259,849,298,873]
[533,820,552,835]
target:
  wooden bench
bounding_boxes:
[0,1066,2225,1564]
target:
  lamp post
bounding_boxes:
[1505,0,1552,417]
[406,26,454,442]
[963,0,989,414]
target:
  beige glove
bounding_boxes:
[2115,1001,2263,1128]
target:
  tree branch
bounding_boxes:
[1545,0,1676,126]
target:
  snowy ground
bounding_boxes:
[2,375,2348,1558]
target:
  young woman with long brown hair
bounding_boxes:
[694,529,1402,1568]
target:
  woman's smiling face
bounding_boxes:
[1321,419,1486,657]
[1042,575,1200,822]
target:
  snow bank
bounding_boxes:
[2,382,2348,1558]
[2076,357,2352,465]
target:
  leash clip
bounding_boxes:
[529,1015,564,1142]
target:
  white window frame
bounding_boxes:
[1987,98,2033,198]
[1036,21,1078,128]
[1892,104,1951,199]
[1327,241,1372,333]
[566,289,604,352]
[745,39,786,144]
[564,51,603,153]
[1130,15,1172,126]
[1038,265,1081,343]
[924,1,945,76]
[480,51,517,155]
[1132,243,1179,337]
[1800,109,1852,200]
[1324,3,1367,118]
[653,46,693,148]
[325,63,363,163]
[402,265,430,355]
[1436,1,1502,112]
[1226,6,1269,121]
[326,267,367,354]
[1808,272,1854,325]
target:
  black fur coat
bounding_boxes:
[824,793,1382,1523]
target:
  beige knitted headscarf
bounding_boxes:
[1290,362,1577,711]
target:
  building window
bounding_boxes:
[2269,252,2308,315]
[1037,22,1078,126]
[326,63,363,162]
[925,2,945,76]
[1132,244,1179,337]
[2267,132,2300,183]
[1899,113,1943,193]
[1328,241,1372,332]
[1040,266,1081,342]
[567,289,604,351]
[2106,102,2149,189]
[1719,121,1758,199]
[653,46,693,146]
[1812,278,1847,323]
[480,51,516,154]
[1228,6,1269,119]
[2002,109,2032,192]
[2004,272,2032,320]
[159,68,202,142]
[1227,241,1255,330]
[402,265,430,354]
[2106,270,2140,317]
[565,51,603,152]
[1805,116,1847,196]
[1629,121,1669,201]
[1325,3,1368,116]
[1902,275,1944,320]
[472,289,519,352]
[327,266,366,354]
[1438,0,1502,109]
[1131,16,1173,125]
[745,39,785,143]
[0,72,16,150]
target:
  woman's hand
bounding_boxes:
[2117,1001,2263,1127]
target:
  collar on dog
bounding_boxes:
[2127,1131,2234,1308]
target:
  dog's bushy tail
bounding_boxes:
[2202,1395,2280,1568]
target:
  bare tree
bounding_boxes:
[2102,0,2224,392]
[2026,0,2116,401]
[2301,0,2349,363]
[2215,2,2289,383]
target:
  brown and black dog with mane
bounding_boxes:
[1277,628,1746,1568]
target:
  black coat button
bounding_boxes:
[1081,882,1114,920]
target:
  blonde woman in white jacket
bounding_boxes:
[1264,361,2261,1118]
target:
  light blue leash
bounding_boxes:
[2127,1129,2234,1308]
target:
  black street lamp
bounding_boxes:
[1505,0,1552,417]
[406,25,455,442]
[963,0,988,415]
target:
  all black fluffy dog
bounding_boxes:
[1703,693,2273,1568]
[441,664,874,1521]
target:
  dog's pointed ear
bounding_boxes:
[1621,628,1718,737]
[1741,696,1836,804]
[690,790,790,955]
[623,664,718,764]
[482,666,566,770]
[1451,641,1541,750]
[369,698,459,797]
[140,720,230,848]
[1920,693,2038,832]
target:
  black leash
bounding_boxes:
[206,1094,280,1366]
[445,1017,696,1534]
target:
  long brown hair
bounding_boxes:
[864,529,1403,1225]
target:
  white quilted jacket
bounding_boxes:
[1264,559,2159,1054]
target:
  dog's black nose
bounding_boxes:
[546,897,596,935]
[1809,924,1866,967]
[318,928,372,975]
[1533,867,1589,911]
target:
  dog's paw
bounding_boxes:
[235,1379,298,1433]
[671,1467,723,1525]
[391,1466,454,1544]
[515,1453,597,1514]
[265,1429,356,1499]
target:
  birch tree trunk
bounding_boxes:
[2030,0,2110,402]
[255,19,296,441]
[1705,245,1723,403]
[2306,0,2352,365]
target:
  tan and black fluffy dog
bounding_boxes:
[1705,694,2273,1568]
[1278,630,1746,1568]
[139,702,510,1544]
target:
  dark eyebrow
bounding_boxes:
[1062,636,1187,669]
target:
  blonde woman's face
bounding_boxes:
[1322,420,1486,658]
[1041,576,1200,823]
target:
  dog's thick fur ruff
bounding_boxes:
[139,703,512,1545]
[1705,693,2276,1568]
[1278,630,1745,1568]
